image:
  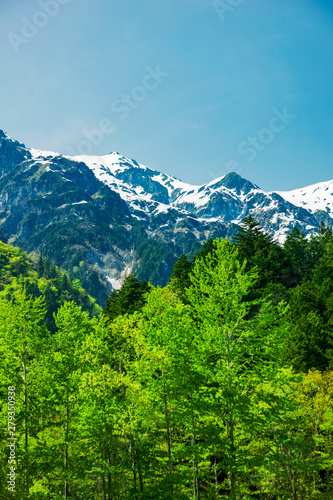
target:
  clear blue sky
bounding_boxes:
[0,0,332,191]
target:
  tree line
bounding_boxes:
[1,217,333,498]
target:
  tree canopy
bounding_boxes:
[1,221,333,498]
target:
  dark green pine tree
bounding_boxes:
[24,279,41,299]
[194,237,216,261]
[37,254,45,278]
[233,215,286,290]
[287,282,330,372]
[308,222,333,264]
[59,272,71,293]
[43,283,59,334]
[43,258,50,279]
[169,253,193,298]
[104,289,120,321]
[49,264,58,280]
[283,226,312,286]
[233,215,273,258]
[104,273,150,322]
[287,226,333,372]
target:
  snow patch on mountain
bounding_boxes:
[29,148,58,160]
[2,130,332,244]
[67,152,141,175]
[64,150,333,241]
[275,180,333,215]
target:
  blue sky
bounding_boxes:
[0,0,332,191]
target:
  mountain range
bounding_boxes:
[0,130,332,304]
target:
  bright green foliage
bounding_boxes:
[0,241,31,283]
[131,287,200,497]
[186,238,300,498]
[0,288,50,498]
[296,369,333,497]
[1,229,333,498]
[76,315,129,498]
[0,241,100,333]
[33,302,94,497]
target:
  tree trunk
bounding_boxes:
[64,390,69,499]
[163,373,173,495]
[191,432,200,499]
[163,378,172,471]
[23,359,29,495]
[102,468,106,500]
[189,395,199,499]
[138,459,144,493]
[226,330,236,499]
[107,450,112,500]
[214,458,218,499]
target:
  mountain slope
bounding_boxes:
[0,130,332,303]
[275,180,333,227]
[68,151,329,243]
[0,132,139,303]
[0,239,100,332]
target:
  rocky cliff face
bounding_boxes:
[0,130,332,303]
[0,133,136,304]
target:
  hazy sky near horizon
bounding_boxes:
[0,0,332,191]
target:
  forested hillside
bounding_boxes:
[1,218,333,499]
[0,240,100,333]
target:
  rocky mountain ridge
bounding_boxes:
[68,150,332,243]
[0,130,332,303]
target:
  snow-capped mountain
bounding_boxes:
[275,180,333,219]
[0,129,332,302]
[67,151,331,244]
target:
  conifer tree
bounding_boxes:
[287,227,333,372]
[283,226,312,286]
[169,253,193,297]
[234,215,286,289]
[104,273,150,322]
[233,215,271,257]
[37,254,44,278]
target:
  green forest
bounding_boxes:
[1,216,333,499]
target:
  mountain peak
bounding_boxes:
[0,129,332,298]
[0,130,13,141]
[207,171,259,195]
[1,129,332,247]
[274,178,333,215]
